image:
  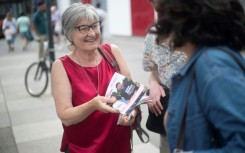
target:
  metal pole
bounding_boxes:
[45,0,55,68]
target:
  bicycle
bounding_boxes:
[25,40,51,97]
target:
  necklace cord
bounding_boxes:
[74,52,100,95]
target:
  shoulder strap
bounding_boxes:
[130,110,150,152]
[175,68,195,152]
[134,111,150,143]
[97,46,120,72]
[216,48,245,72]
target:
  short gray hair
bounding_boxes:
[62,3,99,42]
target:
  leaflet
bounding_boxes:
[105,72,148,116]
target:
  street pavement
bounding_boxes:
[0,35,161,153]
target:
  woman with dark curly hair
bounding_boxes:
[152,0,245,152]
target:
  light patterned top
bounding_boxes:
[142,33,186,88]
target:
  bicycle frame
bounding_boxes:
[34,61,48,80]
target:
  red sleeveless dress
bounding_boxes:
[59,44,131,153]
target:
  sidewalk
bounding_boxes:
[0,36,160,153]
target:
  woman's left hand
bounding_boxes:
[117,109,138,126]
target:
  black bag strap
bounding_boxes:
[97,46,120,72]
[130,110,150,152]
[135,111,150,143]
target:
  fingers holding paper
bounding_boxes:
[92,96,119,113]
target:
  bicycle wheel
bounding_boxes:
[25,62,49,97]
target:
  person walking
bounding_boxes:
[16,12,33,51]
[51,5,62,47]
[51,3,140,153]
[32,0,48,59]
[153,0,245,152]
[2,11,17,52]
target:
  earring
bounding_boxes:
[68,43,76,51]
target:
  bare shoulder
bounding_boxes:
[51,59,65,74]
[110,44,121,56]
[52,59,63,69]
[110,44,120,51]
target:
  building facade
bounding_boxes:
[81,0,154,36]
[57,0,154,37]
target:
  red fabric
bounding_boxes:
[59,44,131,153]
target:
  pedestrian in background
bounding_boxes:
[51,3,139,153]
[51,5,62,47]
[142,0,186,153]
[2,11,17,52]
[153,0,245,152]
[95,3,106,43]
[17,12,33,51]
[32,0,48,59]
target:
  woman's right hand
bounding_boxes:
[148,81,166,116]
[91,95,119,113]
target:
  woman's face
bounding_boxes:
[71,19,101,51]
[116,83,123,90]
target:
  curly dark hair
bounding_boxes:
[151,0,245,52]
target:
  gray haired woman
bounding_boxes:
[51,3,139,153]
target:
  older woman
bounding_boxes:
[153,0,245,153]
[51,3,138,153]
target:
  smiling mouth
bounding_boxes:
[85,39,96,42]
[85,36,97,41]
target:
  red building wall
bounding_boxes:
[131,0,154,36]
[82,0,91,4]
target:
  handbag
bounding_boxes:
[146,85,169,135]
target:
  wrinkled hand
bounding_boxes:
[117,109,138,126]
[147,82,166,116]
[92,96,119,113]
